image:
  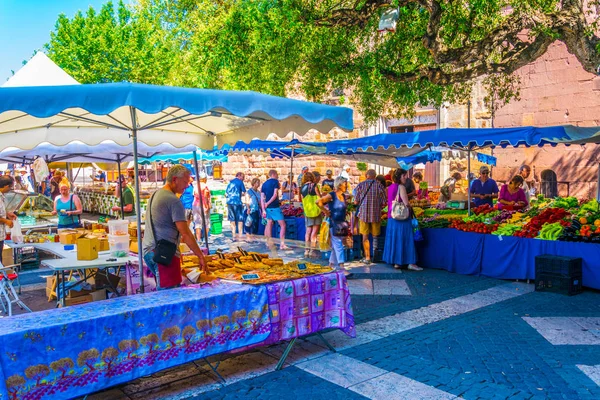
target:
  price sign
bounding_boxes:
[297,263,307,270]
[242,273,260,281]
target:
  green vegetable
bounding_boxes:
[492,224,521,236]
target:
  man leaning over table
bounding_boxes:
[143,165,207,290]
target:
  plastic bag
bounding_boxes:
[412,218,424,242]
[10,219,23,244]
[32,157,50,182]
[319,218,331,250]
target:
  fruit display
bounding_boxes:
[417,196,600,242]
[409,198,430,208]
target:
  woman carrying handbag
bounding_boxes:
[383,169,422,271]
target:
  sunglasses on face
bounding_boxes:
[481,172,489,175]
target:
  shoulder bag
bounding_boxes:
[149,191,179,266]
[392,185,410,221]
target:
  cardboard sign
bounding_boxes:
[242,273,260,281]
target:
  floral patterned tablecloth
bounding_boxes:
[0,285,270,400]
[262,271,356,344]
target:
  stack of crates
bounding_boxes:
[372,235,386,263]
[209,213,224,235]
[351,235,363,261]
[274,218,297,240]
[16,246,40,270]
[535,255,583,296]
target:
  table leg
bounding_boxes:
[275,337,297,370]
[315,332,337,353]
[202,357,226,384]
[60,270,66,308]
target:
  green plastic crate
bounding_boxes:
[210,221,223,234]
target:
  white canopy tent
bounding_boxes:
[0,82,354,291]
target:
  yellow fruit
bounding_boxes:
[595,219,600,227]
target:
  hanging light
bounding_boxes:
[378,8,399,32]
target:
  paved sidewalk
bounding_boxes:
[76,265,600,400]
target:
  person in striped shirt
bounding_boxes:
[354,169,387,264]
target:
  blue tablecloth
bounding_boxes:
[417,228,600,289]
[0,285,270,400]
[416,229,484,275]
[482,235,600,288]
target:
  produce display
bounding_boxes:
[418,195,600,242]
[183,250,333,285]
[281,203,304,217]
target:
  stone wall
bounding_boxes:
[220,127,365,186]
[492,41,600,198]
[442,41,600,199]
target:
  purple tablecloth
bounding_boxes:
[262,271,356,344]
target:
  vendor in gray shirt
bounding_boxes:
[143,165,207,289]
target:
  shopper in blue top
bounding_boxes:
[226,172,246,238]
[52,184,83,228]
[470,165,499,207]
[261,169,288,249]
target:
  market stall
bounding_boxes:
[416,196,600,288]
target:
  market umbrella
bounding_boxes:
[0,83,354,292]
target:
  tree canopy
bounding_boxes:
[45,0,600,122]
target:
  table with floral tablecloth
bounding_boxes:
[0,284,270,400]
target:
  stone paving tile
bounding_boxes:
[373,279,412,296]
[121,362,204,395]
[349,371,457,400]
[197,351,279,385]
[305,327,382,351]
[129,372,219,400]
[295,353,386,388]
[259,338,330,366]
[85,388,131,400]
[577,365,600,386]
[347,279,374,295]
[196,367,368,400]
[523,317,600,345]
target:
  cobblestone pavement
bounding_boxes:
[75,264,600,400]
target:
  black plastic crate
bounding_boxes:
[372,249,384,263]
[535,255,582,277]
[344,248,354,263]
[535,273,583,296]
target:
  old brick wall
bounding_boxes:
[441,41,600,199]
[220,127,365,186]
[492,41,600,198]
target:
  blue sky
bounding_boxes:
[0,0,108,83]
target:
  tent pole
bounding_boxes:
[193,150,209,252]
[130,107,145,294]
[467,148,472,216]
[597,162,600,202]
[290,147,295,201]
[117,156,125,218]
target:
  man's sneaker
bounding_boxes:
[360,258,372,265]
[407,264,423,271]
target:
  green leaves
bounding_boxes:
[44,0,596,123]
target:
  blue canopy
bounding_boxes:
[325,126,600,151]
[140,151,228,165]
[216,139,443,168]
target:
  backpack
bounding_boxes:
[301,183,321,218]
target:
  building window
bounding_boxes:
[390,125,414,133]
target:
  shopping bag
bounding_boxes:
[412,218,424,242]
[10,219,23,244]
[319,218,331,250]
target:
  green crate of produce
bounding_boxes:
[210,213,223,222]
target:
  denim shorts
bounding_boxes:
[265,207,284,221]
